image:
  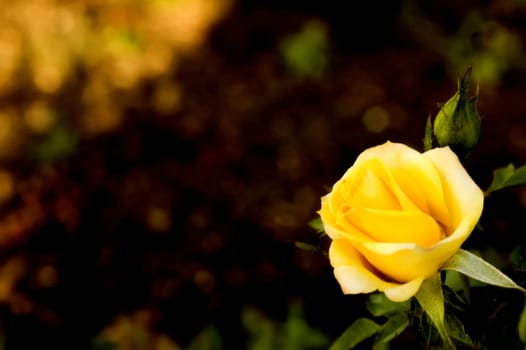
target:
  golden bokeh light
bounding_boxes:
[146,206,172,233]
[24,101,56,134]
[0,110,22,159]
[0,0,231,136]
[0,27,22,93]
[0,170,15,203]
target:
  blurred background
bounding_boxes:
[1,0,526,348]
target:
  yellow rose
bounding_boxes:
[319,141,484,301]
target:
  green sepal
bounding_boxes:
[423,114,433,151]
[415,273,456,349]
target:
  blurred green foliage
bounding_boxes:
[448,11,522,85]
[186,326,222,350]
[280,20,330,79]
[402,1,523,85]
[32,124,78,163]
[242,301,329,350]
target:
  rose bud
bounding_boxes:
[433,66,481,156]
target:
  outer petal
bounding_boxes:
[333,266,388,294]
[318,194,342,239]
[330,239,423,301]
[358,215,479,282]
[383,277,423,302]
[424,146,484,229]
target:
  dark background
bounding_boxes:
[0,1,526,349]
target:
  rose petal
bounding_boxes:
[319,195,372,241]
[353,142,451,229]
[330,239,423,301]
[383,277,424,302]
[345,208,442,247]
[360,218,477,282]
[341,164,401,210]
[330,239,393,292]
[350,157,421,213]
[424,146,484,228]
[329,237,368,267]
[333,266,390,294]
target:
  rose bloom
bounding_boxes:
[319,142,484,301]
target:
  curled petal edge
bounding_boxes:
[333,266,423,302]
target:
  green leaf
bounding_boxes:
[366,293,410,317]
[423,114,433,151]
[444,270,470,304]
[374,314,410,344]
[441,249,525,292]
[187,326,223,350]
[371,342,389,350]
[283,301,330,349]
[329,318,381,350]
[518,300,526,344]
[446,312,472,346]
[510,245,526,271]
[415,274,456,349]
[242,302,329,350]
[293,241,325,255]
[442,284,468,315]
[308,218,325,234]
[486,163,526,194]
[242,307,277,349]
